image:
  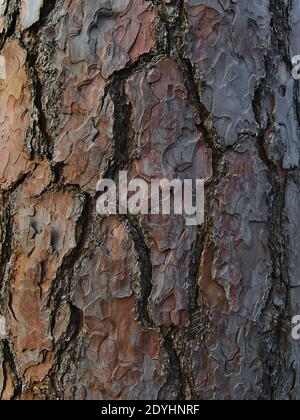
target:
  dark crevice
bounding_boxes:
[101,76,132,182]
[98,57,159,331]
[46,191,93,398]
[18,37,52,160]
[178,55,224,187]
[0,0,297,402]
[1,340,22,400]
[270,0,292,67]
[99,68,156,330]
[99,28,188,398]
[158,328,185,400]
[48,192,92,317]
[253,0,293,400]
[97,51,166,188]
[0,197,13,308]
[150,0,224,399]
[0,0,19,50]
[30,0,58,33]
[123,216,154,329]
[187,228,205,317]
[49,304,84,400]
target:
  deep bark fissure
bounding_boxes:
[1,339,22,400]
[0,0,19,49]
[252,0,294,399]
[0,0,299,400]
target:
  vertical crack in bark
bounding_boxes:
[100,66,156,329]
[1,340,22,400]
[18,38,51,160]
[101,37,192,397]
[102,63,188,400]
[1,0,299,401]
[44,191,93,399]
[48,304,84,399]
[102,74,132,181]
[253,0,293,400]
[48,192,91,322]
[148,0,224,399]
[31,0,58,32]
[0,0,19,49]
[158,327,185,400]
[123,216,154,329]
[0,197,12,307]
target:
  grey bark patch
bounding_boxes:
[0,316,6,339]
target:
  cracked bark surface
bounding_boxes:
[0,0,299,400]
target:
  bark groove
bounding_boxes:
[0,0,299,400]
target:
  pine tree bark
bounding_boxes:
[0,0,299,400]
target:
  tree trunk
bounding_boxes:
[0,0,299,400]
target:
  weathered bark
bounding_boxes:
[0,0,299,400]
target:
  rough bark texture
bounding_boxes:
[0,0,299,400]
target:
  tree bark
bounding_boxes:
[0,0,299,400]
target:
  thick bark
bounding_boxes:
[0,0,299,400]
